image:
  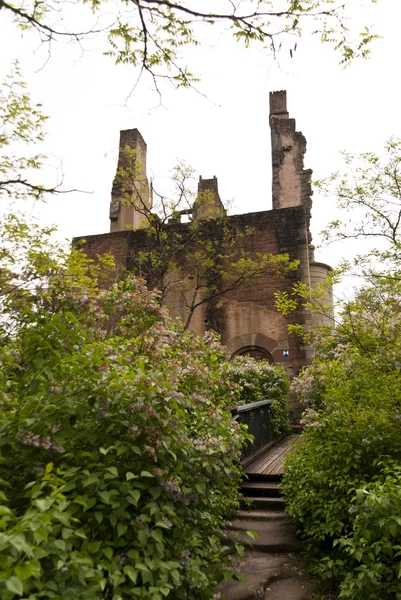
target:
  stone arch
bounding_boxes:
[226,333,278,363]
[233,345,274,363]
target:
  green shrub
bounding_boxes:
[337,462,401,599]
[0,254,246,599]
[281,337,401,599]
[227,355,290,435]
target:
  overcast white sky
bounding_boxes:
[1,0,400,299]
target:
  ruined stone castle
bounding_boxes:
[76,91,332,383]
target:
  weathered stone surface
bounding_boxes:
[109,129,151,233]
[224,515,301,553]
[269,90,313,216]
[241,497,286,511]
[217,552,288,600]
[193,175,226,220]
[264,578,315,600]
[236,510,288,522]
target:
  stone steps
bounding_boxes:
[241,474,285,511]
[235,510,288,522]
[223,512,301,554]
[218,469,317,599]
[216,552,290,600]
[241,481,282,497]
[242,496,286,511]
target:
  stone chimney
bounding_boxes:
[109,129,151,232]
[193,176,226,220]
[269,91,312,213]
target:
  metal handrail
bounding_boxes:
[231,398,276,460]
[231,398,274,415]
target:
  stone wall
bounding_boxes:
[74,90,333,423]
[76,203,312,382]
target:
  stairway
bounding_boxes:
[217,436,317,600]
[240,478,285,512]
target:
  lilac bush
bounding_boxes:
[0,220,246,599]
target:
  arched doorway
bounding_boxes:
[233,345,274,363]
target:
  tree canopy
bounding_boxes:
[0,61,58,203]
[1,0,379,89]
[318,138,401,282]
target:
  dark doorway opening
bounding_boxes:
[233,346,274,363]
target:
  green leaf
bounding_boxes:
[107,466,118,477]
[126,472,137,481]
[123,565,138,583]
[83,474,100,487]
[87,540,102,553]
[129,490,140,505]
[9,534,33,556]
[103,547,113,560]
[5,576,24,596]
[0,505,12,516]
[53,539,66,551]
[138,530,148,547]
[152,529,163,543]
[195,482,206,495]
[14,564,33,581]
[98,491,111,505]
[35,498,53,512]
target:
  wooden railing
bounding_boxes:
[231,399,275,460]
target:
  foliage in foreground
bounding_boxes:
[0,217,248,599]
[3,0,379,91]
[227,355,290,436]
[0,61,60,204]
[281,280,401,599]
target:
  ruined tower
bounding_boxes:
[76,91,333,398]
[270,90,313,215]
[109,129,151,232]
[193,176,226,221]
[269,91,333,342]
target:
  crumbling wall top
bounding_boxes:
[193,175,226,220]
[269,90,313,216]
[269,90,289,119]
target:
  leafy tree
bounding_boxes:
[276,140,401,597]
[0,212,119,341]
[0,61,55,203]
[280,277,401,599]
[227,355,290,435]
[317,138,401,282]
[2,0,379,88]
[0,61,79,207]
[0,67,291,598]
[0,212,248,599]
[275,140,401,342]
[110,150,299,331]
